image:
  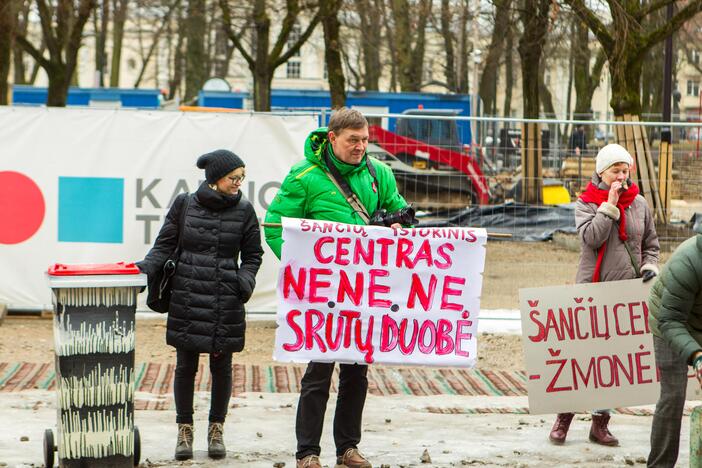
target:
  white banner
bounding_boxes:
[519,279,701,414]
[0,106,318,311]
[273,218,487,366]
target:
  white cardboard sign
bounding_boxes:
[520,279,701,414]
[274,218,487,366]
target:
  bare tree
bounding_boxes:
[352,0,382,90]
[571,18,605,121]
[109,0,128,87]
[184,0,207,101]
[322,0,345,107]
[565,0,702,117]
[15,0,96,106]
[479,0,512,115]
[133,0,181,88]
[516,0,550,118]
[93,0,109,86]
[220,0,322,111]
[0,0,17,104]
[389,0,432,91]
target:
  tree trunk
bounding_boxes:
[253,68,272,112]
[479,0,512,115]
[185,0,207,102]
[439,0,456,91]
[355,0,382,91]
[322,0,346,108]
[110,0,127,87]
[0,0,15,105]
[168,4,186,100]
[391,0,412,91]
[517,0,550,119]
[12,0,29,85]
[47,66,70,106]
[502,25,513,116]
[95,0,109,87]
[456,2,469,94]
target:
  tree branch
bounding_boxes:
[637,0,674,21]
[14,34,51,70]
[218,0,254,67]
[273,3,322,67]
[269,0,299,62]
[36,0,60,60]
[640,0,702,55]
[588,46,606,95]
[563,0,614,53]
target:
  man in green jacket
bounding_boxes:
[647,224,702,467]
[265,108,408,468]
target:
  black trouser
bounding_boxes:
[295,362,369,459]
[174,349,233,424]
[648,335,689,468]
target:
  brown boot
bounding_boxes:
[335,448,372,468]
[589,413,619,446]
[549,412,574,445]
[297,454,322,468]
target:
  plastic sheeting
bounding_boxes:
[421,202,577,241]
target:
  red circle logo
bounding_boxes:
[0,171,45,244]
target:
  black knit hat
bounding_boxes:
[196,149,245,183]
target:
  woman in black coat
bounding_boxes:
[138,149,263,461]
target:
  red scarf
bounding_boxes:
[579,181,639,282]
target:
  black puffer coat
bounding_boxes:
[138,182,263,353]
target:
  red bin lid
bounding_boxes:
[47,262,141,276]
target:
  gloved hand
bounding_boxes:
[693,354,702,387]
[642,270,657,282]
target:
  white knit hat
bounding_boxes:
[596,143,634,174]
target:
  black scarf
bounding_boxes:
[195,182,242,211]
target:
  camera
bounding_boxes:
[369,205,418,227]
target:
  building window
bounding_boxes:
[287,61,301,79]
[693,49,700,65]
[288,24,301,57]
[687,80,700,97]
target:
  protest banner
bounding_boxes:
[520,279,701,414]
[273,218,487,366]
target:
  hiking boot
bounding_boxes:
[207,422,226,459]
[174,423,194,460]
[589,413,619,446]
[549,413,574,445]
[335,447,372,468]
[297,454,322,468]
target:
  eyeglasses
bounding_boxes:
[228,175,245,184]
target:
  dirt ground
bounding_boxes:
[0,241,575,366]
[0,240,671,367]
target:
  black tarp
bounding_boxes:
[419,202,577,241]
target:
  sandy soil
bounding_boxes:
[0,242,563,366]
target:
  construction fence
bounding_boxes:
[348,112,702,252]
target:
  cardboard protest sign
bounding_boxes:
[274,218,487,367]
[520,279,702,414]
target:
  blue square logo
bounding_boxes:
[59,177,124,243]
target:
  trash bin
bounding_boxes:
[44,262,146,468]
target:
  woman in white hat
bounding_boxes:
[548,143,660,446]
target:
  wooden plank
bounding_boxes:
[658,141,673,222]
[638,119,665,221]
[625,115,653,208]
[534,123,544,205]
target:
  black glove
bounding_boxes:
[642,269,657,282]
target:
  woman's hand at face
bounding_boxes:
[608,181,622,205]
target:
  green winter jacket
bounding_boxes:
[264,127,407,258]
[648,230,702,364]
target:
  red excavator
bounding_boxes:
[368,109,490,205]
